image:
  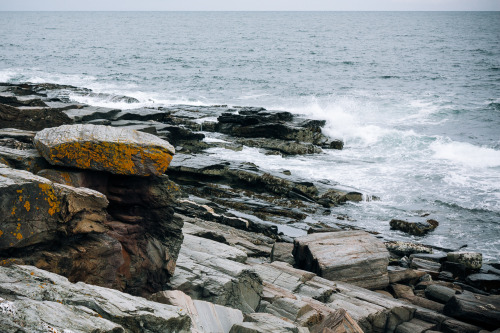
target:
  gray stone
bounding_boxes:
[385,241,433,257]
[395,318,437,333]
[424,285,458,304]
[293,231,390,290]
[229,313,308,333]
[168,242,263,313]
[271,242,295,265]
[0,265,191,333]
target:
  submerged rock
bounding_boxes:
[389,219,439,236]
[34,124,175,176]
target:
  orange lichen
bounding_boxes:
[15,233,22,240]
[46,141,173,176]
[18,196,22,202]
[11,207,15,215]
[16,190,22,193]
[24,201,30,211]
[38,183,60,216]
[0,230,3,237]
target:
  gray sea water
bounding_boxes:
[1,12,499,259]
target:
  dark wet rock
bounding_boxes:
[410,258,441,276]
[466,273,500,292]
[327,139,344,150]
[34,124,175,176]
[0,147,49,173]
[0,265,192,333]
[395,318,437,333]
[386,241,434,257]
[441,261,468,280]
[236,137,323,155]
[293,231,390,290]
[390,219,439,236]
[216,110,331,147]
[409,253,447,263]
[440,319,483,333]
[0,102,73,131]
[443,291,500,330]
[425,285,459,304]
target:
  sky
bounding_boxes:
[1,0,499,11]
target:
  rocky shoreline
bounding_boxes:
[0,82,499,333]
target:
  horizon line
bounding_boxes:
[1,10,499,12]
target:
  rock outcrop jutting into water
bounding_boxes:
[0,82,498,333]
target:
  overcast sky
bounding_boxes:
[1,0,499,11]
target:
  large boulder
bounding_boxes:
[0,265,192,333]
[34,124,175,176]
[35,167,185,296]
[293,231,390,290]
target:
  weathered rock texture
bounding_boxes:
[34,124,175,176]
[151,290,244,333]
[168,233,263,313]
[1,164,184,296]
[0,164,108,251]
[293,231,390,290]
[0,265,192,333]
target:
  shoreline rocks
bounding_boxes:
[0,82,498,333]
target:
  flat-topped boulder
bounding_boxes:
[34,124,175,176]
[293,231,390,290]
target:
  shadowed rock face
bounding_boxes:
[33,168,185,296]
[34,124,175,176]
[0,102,73,131]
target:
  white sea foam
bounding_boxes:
[431,140,500,168]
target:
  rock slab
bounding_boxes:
[293,231,390,290]
[34,124,175,176]
[0,265,192,333]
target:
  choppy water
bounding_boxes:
[1,11,499,259]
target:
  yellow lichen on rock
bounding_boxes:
[24,201,30,211]
[38,183,60,216]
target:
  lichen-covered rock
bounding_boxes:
[34,124,175,176]
[447,251,482,270]
[0,265,192,333]
[385,241,433,257]
[0,164,108,251]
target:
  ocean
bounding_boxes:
[1,11,499,260]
